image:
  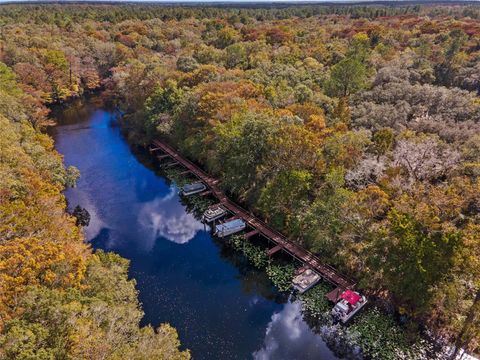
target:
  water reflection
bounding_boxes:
[53,96,342,360]
[138,186,206,246]
[254,301,338,360]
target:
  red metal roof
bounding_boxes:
[341,290,361,305]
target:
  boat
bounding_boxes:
[181,182,207,196]
[202,205,227,223]
[292,268,321,294]
[214,218,246,237]
[331,289,367,323]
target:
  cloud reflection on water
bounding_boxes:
[138,186,205,248]
[69,188,107,242]
[253,301,338,360]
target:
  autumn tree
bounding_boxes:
[144,80,184,138]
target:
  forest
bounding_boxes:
[0,2,479,359]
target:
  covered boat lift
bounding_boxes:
[181,182,207,196]
[215,218,246,237]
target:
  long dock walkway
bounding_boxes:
[150,139,356,291]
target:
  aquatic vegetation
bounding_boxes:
[163,167,193,188]
[230,235,269,269]
[266,263,296,293]
[229,235,294,292]
[1,2,480,356]
[298,282,332,318]
[349,308,423,360]
[183,194,215,217]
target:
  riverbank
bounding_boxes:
[51,97,343,360]
[0,76,189,358]
[2,5,478,356]
[156,163,449,360]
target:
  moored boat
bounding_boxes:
[331,289,367,323]
[203,205,227,223]
[214,218,246,237]
[181,182,207,196]
[292,268,321,294]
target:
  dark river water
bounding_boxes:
[50,96,340,360]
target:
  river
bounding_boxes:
[50,96,341,360]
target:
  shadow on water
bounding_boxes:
[51,95,344,360]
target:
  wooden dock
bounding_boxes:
[150,139,356,291]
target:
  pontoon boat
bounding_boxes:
[331,289,367,323]
[181,182,207,196]
[292,268,321,294]
[215,218,246,237]
[203,205,227,223]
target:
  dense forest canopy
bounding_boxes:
[0,2,479,359]
[0,64,190,359]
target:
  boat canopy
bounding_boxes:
[183,182,205,191]
[205,206,225,217]
[341,290,361,305]
[216,218,244,232]
[292,268,320,293]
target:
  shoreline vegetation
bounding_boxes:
[0,74,191,358]
[0,3,479,359]
[161,162,445,360]
[0,13,192,360]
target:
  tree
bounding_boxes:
[268,122,323,176]
[327,57,368,97]
[306,114,326,132]
[372,209,461,312]
[0,252,190,360]
[347,32,371,63]
[144,80,184,138]
[372,127,394,158]
[176,55,199,73]
[225,43,248,69]
[294,84,313,103]
[72,205,90,227]
[439,223,480,358]
[323,129,371,169]
[213,111,278,198]
[352,71,480,143]
[331,97,351,125]
[258,170,312,229]
[145,80,184,115]
[65,165,80,187]
[265,27,292,46]
[345,154,387,189]
[214,27,239,49]
[298,167,356,257]
[451,291,480,359]
[0,62,22,96]
[393,135,461,182]
[435,29,468,87]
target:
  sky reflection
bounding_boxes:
[72,188,108,242]
[253,301,338,360]
[54,98,341,360]
[138,186,206,247]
